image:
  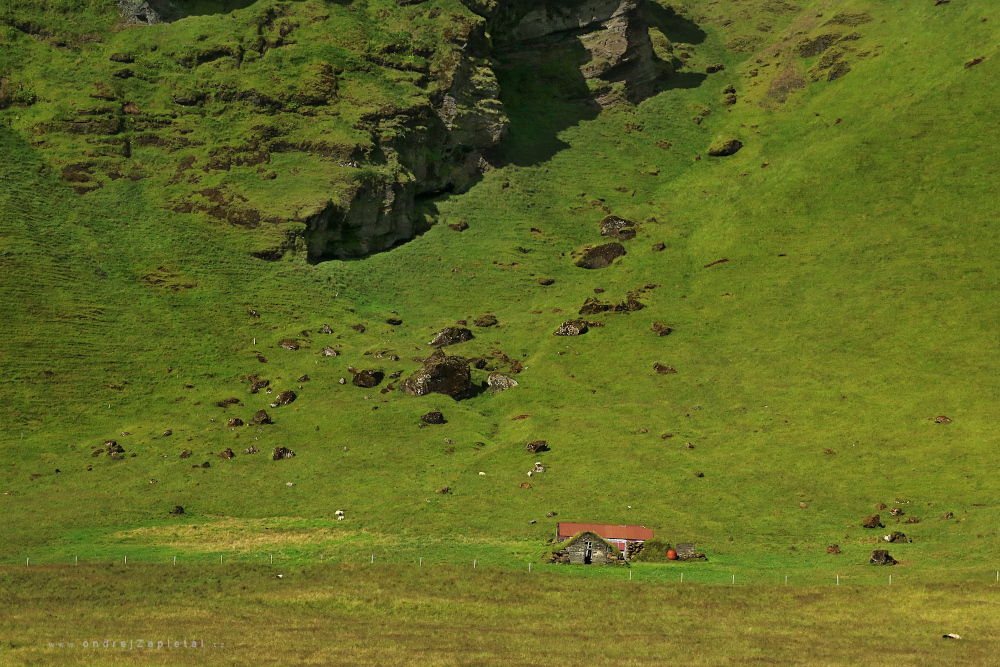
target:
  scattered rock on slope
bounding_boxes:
[708,136,743,157]
[651,322,672,336]
[474,313,498,327]
[352,369,384,388]
[272,446,295,460]
[250,410,272,425]
[554,320,588,336]
[487,372,518,393]
[401,349,474,399]
[421,411,446,424]
[526,440,549,453]
[428,327,473,347]
[600,215,635,238]
[575,243,626,269]
[869,549,897,565]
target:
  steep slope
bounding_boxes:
[1,0,1000,576]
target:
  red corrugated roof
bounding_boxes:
[558,523,654,541]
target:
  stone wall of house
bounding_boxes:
[554,531,620,565]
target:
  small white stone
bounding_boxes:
[479,472,486,476]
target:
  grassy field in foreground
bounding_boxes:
[2,565,998,666]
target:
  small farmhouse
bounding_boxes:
[557,523,654,560]
[550,531,620,565]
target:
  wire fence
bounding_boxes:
[8,552,1000,587]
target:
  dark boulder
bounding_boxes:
[887,532,912,543]
[179,449,191,459]
[869,549,897,565]
[554,320,588,336]
[827,545,841,554]
[526,440,549,454]
[652,242,665,251]
[579,294,645,315]
[169,505,185,515]
[401,349,473,399]
[227,417,243,428]
[428,327,473,347]
[218,448,235,459]
[449,221,469,232]
[575,243,626,269]
[320,324,333,334]
[322,346,339,357]
[272,446,295,460]
[105,442,125,456]
[248,374,269,393]
[862,514,884,528]
[600,215,635,238]
[276,390,296,405]
[708,136,743,157]
[297,375,310,382]
[421,411,446,424]
[653,363,676,374]
[250,410,272,425]
[651,322,672,336]
[538,278,555,285]
[617,228,637,241]
[474,313,498,327]
[578,298,613,315]
[352,369,384,388]
[279,339,300,351]
[386,317,403,326]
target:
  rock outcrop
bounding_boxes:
[472,0,659,107]
[401,349,474,399]
[24,0,666,263]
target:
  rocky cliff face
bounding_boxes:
[303,20,508,260]
[8,0,658,262]
[470,0,659,106]
[306,0,659,260]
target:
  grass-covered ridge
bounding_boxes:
[2,0,1000,600]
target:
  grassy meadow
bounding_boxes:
[2,0,1000,662]
[3,564,1000,666]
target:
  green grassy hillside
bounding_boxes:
[2,0,1000,593]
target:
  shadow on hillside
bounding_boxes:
[494,30,710,166]
[644,3,707,45]
[656,70,708,91]
[493,37,604,167]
